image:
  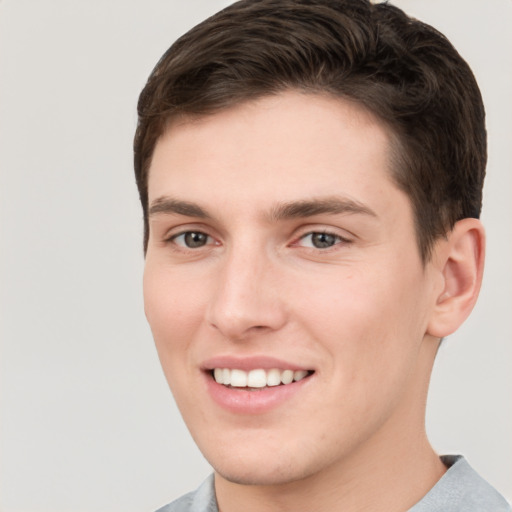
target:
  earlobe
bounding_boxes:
[427,218,485,338]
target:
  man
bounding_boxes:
[134,1,511,511]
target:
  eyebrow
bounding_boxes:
[148,195,377,221]
[148,197,211,219]
[268,197,377,221]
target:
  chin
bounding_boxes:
[213,461,312,487]
[202,440,327,487]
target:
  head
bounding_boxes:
[135,0,486,497]
[134,0,486,262]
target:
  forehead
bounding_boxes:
[148,91,402,218]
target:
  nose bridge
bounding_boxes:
[206,238,285,339]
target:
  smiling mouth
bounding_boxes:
[211,368,314,389]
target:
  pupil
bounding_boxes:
[312,232,336,248]
[185,232,207,248]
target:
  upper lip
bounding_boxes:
[201,355,312,372]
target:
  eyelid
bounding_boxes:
[171,231,212,246]
[162,222,214,240]
[292,224,353,242]
[162,223,221,250]
[297,231,349,247]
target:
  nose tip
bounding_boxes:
[208,309,274,341]
[205,257,287,341]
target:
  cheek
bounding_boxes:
[297,265,427,377]
[294,274,426,437]
[143,265,206,355]
[143,266,211,414]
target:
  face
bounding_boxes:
[144,92,441,487]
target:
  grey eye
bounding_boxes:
[175,231,210,248]
[310,232,338,248]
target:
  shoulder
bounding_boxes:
[409,455,511,512]
[155,474,218,512]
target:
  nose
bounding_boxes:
[205,244,287,341]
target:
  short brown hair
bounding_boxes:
[134,0,486,260]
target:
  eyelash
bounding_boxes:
[165,228,351,252]
[294,230,351,250]
[168,230,216,249]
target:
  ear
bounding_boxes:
[427,218,485,338]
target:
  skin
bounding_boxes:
[143,91,484,512]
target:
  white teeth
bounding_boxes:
[281,369,294,385]
[213,368,224,384]
[230,369,247,387]
[247,369,267,388]
[212,368,311,387]
[293,370,308,382]
[266,368,281,387]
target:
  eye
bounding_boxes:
[297,231,347,249]
[171,231,212,248]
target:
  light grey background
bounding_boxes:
[0,1,510,511]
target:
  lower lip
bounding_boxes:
[204,373,312,414]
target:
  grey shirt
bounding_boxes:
[156,455,511,512]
